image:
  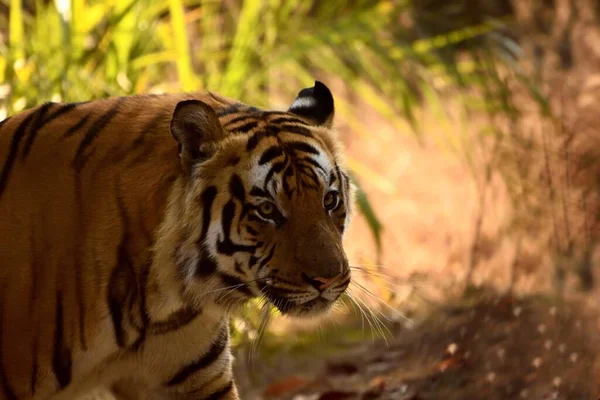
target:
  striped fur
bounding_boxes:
[0,81,353,399]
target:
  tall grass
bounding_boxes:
[0,0,554,294]
[1,0,564,359]
[0,0,536,255]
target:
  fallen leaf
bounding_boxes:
[263,376,311,398]
[435,354,464,372]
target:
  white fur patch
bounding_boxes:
[290,97,316,110]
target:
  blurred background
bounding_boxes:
[2,0,600,399]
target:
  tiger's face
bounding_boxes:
[171,82,353,317]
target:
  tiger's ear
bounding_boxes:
[170,99,224,175]
[288,80,335,128]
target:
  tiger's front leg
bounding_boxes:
[156,369,239,400]
[109,373,239,400]
[176,380,239,400]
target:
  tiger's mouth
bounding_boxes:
[259,280,350,317]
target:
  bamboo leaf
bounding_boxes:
[168,0,195,90]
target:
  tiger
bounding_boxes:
[0,80,354,400]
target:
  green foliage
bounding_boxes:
[349,172,383,259]
[0,0,543,257]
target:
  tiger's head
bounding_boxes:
[168,82,353,317]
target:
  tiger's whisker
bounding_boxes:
[345,292,379,342]
[350,281,411,322]
[347,291,392,344]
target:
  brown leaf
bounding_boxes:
[434,354,464,372]
[263,375,311,398]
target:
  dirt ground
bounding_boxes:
[234,289,600,400]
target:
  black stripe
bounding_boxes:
[72,98,123,170]
[166,325,229,386]
[249,186,272,200]
[218,272,253,297]
[329,171,336,185]
[0,111,35,200]
[246,131,264,151]
[21,102,53,159]
[258,244,276,271]
[216,201,257,255]
[181,370,225,397]
[217,238,256,256]
[221,201,236,242]
[41,102,79,126]
[63,113,91,138]
[224,115,254,127]
[130,258,152,350]
[0,283,17,400]
[204,381,234,400]
[234,261,244,275]
[269,116,309,125]
[248,255,258,268]
[258,146,284,165]
[216,104,242,116]
[107,222,138,347]
[263,161,286,192]
[231,120,259,133]
[297,165,320,189]
[277,124,313,137]
[199,186,217,243]
[107,266,129,347]
[298,157,327,175]
[229,174,245,202]
[52,291,72,389]
[148,307,201,335]
[195,247,219,277]
[286,140,320,155]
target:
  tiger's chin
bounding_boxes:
[269,295,340,318]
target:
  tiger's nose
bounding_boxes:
[302,272,341,291]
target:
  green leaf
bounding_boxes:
[348,172,383,260]
[168,0,194,90]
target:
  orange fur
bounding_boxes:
[0,83,353,399]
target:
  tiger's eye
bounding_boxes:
[324,191,339,211]
[258,201,275,218]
